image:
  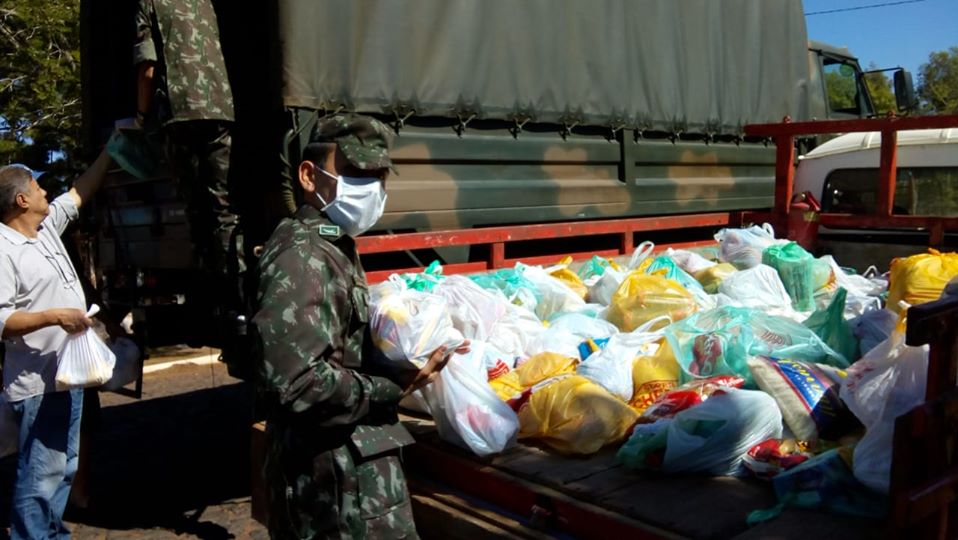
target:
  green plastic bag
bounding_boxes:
[803,288,860,362]
[106,128,164,180]
[747,448,888,525]
[763,242,816,312]
[399,260,444,291]
[644,256,706,293]
[577,255,616,280]
[664,306,849,387]
[469,268,541,311]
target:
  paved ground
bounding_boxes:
[3,353,267,539]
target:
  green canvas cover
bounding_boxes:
[279,0,810,135]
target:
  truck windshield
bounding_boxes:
[822,58,874,117]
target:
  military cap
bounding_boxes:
[311,113,396,172]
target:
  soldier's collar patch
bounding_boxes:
[319,224,341,237]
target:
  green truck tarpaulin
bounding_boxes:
[279,0,810,136]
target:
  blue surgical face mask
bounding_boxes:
[315,167,387,237]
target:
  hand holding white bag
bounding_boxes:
[420,342,519,456]
[55,305,116,390]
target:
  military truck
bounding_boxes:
[78,0,914,348]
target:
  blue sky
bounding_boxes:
[804,0,958,78]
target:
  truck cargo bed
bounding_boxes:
[400,414,883,540]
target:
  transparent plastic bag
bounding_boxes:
[605,272,697,332]
[665,248,716,274]
[840,329,928,493]
[515,263,586,320]
[693,263,737,294]
[530,312,617,359]
[588,266,627,306]
[55,305,117,390]
[470,268,541,313]
[369,280,466,368]
[577,317,669,401]
[421,342,519,456]
[718,264,793,314]
[627,241,656,270]
[547,257,588,300]
[714,223,783,269]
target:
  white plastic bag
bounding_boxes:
[665,248,716,274]
[369,280,466,367]
[718,264,794,313]
[55,305,117,390]
[840,330,928,494]
[662,388,783,476]
[529,313,618,359]
[432,276,543,360]
[101,337,141,391]
[420,342,520,456]
[715,223,782,269]
[577,317,668,400]
[628,241,656,270]
[515,263,585,320]
[0,394,17,458]
[588,267,627,306]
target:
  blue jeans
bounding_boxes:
[8,390,83,540]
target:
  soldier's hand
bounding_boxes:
[52,309,94,334]
[400,340,471,396]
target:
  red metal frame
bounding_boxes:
[358,214,738,283]
[746,114,958,244]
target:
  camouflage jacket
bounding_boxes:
[134,0,234,123]
[251,204,412,452]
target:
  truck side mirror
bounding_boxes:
[893,69,918,112]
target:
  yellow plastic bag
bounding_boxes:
[516,375,639,454]
[490,352,577,401]
[888,249,958,313]
[629,340,680,413]
[605,271,697,332]
[693,263,737,294]
[549,257,589,299]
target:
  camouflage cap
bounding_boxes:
[311,113,396,172]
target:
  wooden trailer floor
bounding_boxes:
[400,415,884,540]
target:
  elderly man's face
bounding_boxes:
[22,180,50,217]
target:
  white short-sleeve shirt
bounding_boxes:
[0,193,87,401]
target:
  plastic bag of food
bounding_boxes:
[577,317,668,401]
[693,263,737,294]
[512,375,639,455]
[643,256,706,293]
[605,272,697,332]
[420,343,520,456]
[747,448,888,525]
[639,374,746,422]
[887,249,958,313]
[547,257,589,299]
[742,439,812,480]
[627,241,656,270]
[802,288,859,362]
[851,308,898,356]
[577,255,622,281]
[470,268,540,313]
[748,357,854,444]
[490,352,578,401]
[665,306,848,386]
[588,267,627,306]
[840,328,928,494]
[621,388,782,476]
[432,275,542,360]
[715,223,782,269]
[515,263,586,320]
[529,312,618,359]
[763,242,817,312]
[0,395,17,458]
[397,260,445,292]
[369,281,466,367]
[665,248,716,274]
[718,264,793,314]
[55,305,117,390]
[630,339,680,413]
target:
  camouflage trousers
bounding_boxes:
[264,427,419,540]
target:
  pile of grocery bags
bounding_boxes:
[368,224,958,519]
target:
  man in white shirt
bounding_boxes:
[0,151,111,540]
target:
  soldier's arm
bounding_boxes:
[133,0,156,121]
[252,247,402,424]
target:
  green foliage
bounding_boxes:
[0,0,82,171]
[918,46,958,115]
[863,67,895,116]
[824,71,856,110]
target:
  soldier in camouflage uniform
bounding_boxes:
[251,114,467,539]
[134,0,242,314]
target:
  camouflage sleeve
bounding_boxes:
[252,246,402,424]
[133,0,157,65]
